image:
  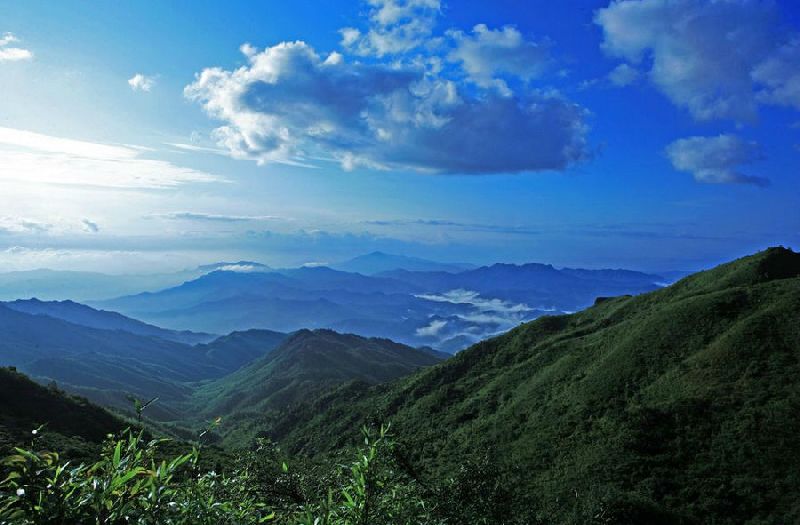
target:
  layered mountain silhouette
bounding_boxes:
[0,304,285,420]
[94,261,665,351]
[332,251,474,274]
[4,298,216,345]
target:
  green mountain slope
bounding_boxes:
[189,329,443,443]
[0,367,126,459]
[268,247,800,524]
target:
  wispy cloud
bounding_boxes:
[165,143,228,155]
[416,319,447,337]
[364,218,542,235]
[152,212,289,223]
[0,127,224,189]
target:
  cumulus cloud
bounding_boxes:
[128,73,156,92]
[186,39,589,174]
[0,32,32,62]
[665,134,769,187]
[595,0,792,122]
[0,126,223,189]
[340,0,441,57]
[446,24,550,94]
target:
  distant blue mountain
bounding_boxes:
[331,251,475,274]
[94,262,666,352]
[4,298,216,345]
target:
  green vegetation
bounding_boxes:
[0,367,126,461]
[266,247,800,523]
[0,425,492,524]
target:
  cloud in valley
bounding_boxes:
[414,289,539,343]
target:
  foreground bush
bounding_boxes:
[0,424,443,525]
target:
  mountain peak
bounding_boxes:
[670,246,799,295]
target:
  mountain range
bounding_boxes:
[93,258,666,352]
[331,251,475,274]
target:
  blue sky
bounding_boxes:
[0,0,798,273]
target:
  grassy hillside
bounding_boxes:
[268,247,800,524]
[189,329,443,444]
[0,367,125,460]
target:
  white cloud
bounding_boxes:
[595,0,789,122]
[128,73,156,92]
[340,0,441,57]
[0,32,32,62]
[0,126,223,189]
[607,63,640,87]
[165,143,227,155]
[665,134,769,187]
[0,216,51,234]
[417,289,532,314]
[186,40,589,174]
[447,24,549,94]
[216,263,266,272]
[752,37,800,110]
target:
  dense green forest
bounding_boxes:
[2,248,799,524]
